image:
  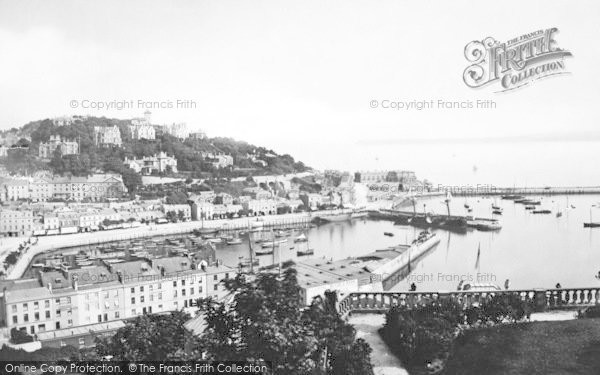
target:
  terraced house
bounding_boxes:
[0,257,235,347]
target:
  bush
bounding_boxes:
[10,328,34,344]
[578,306,600,319]
[381,301,461,366]
[479,294,533,324]
[381,296,533,371]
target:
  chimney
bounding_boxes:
[48,283,52,292]
[116,271,124,284]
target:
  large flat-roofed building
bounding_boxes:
[294,259,383,305]
[0,257,235,342]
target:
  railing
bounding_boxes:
[337,288,600,317]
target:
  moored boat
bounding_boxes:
[296,248,314,256]
[261,239,287,248]
[294,233,308,243]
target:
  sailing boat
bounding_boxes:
[227,233,243,245]
[297,230,314,256]
[255,228,275,255]
[294,233,308,243]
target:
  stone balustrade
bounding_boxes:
[337,288,600,317]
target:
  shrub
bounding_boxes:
[381,296,533,371]
[381,302,459,366]
[10,328,34,344]
[578,306,600,319]
[479,294,533,324]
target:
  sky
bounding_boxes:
[0,0,599,186]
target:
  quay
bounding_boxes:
[369,209,499,232]
[449,186,600,196]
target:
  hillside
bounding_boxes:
[0,116,309,192]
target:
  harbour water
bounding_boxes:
[27,194,600,291]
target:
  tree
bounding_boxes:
[165,211,177,222]
[198,270,374,375]
[121,167,142,194]
[95,311,200,360]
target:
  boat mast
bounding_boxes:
[248,229,254,274]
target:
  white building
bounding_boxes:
[163,123,189,139]
[201,152,233,169]
[0,258,235,338]
[161,204,191,221]
[124,152,178,175]
[94,126,122,147]
[243,199,277,216]
[38,135,79,158]
[0,209,34,237]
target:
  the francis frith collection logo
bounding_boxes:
[463,28,572,92]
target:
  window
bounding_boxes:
[190,288,194,295]
[24,314,29,322]
[22,303,28,311]
[60,341,66,347]
[182,289,186,296]
[131,297,135,305]
[44,300,50,308]
[55,298,60,304]
[214,285,218,291]
[104,291,109,298]
[34,312,39,321]
[182,280,185,286]
[174,290,178,297]
[140,286,144,292]
[173,281,177,287]
[12,316,17,324]
[56,309,61,317]
[130,287,135,293]
[140,296,145,303]
[150,295,154,302]
[11,305,16,313]
[115,311,120,318]
[157,283,161,289]
[68,319,73,326]
[66,297,71,304]
[225,273,229,279]
[149,285,153,291]
[78,338,85,346]
[85,304,90,311]
[213,275,218,281]
[45,311,50,319]
[199,286,202,293]
[131,309,136,316]
[158,292,162,300]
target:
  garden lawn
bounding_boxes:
[444,318,600,375]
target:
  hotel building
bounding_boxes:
[0,257,235,346]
